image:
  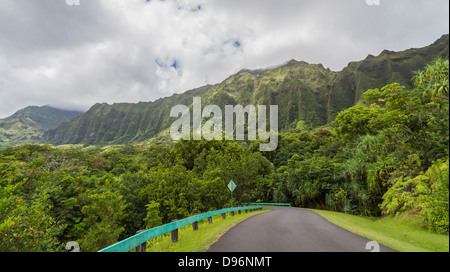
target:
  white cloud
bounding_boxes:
[0,0,448,118]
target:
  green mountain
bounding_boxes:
[0,106,83,147]
[43,34,449,146]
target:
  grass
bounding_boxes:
[309,209,449,252]
[145,209,268,252]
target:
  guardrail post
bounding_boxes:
[222,213,226,219]
[193,221,199,231]
[171,220,178,243]
[238,210,241,215]
[208,217,213,225]
[231,211,235,216]
[135,230,146,252]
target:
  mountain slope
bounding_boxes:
[0,106,83,147]
[43,86,212,145]
[329,34,450,118]
[43,34,449,146]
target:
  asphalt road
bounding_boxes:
[207,207,396,252]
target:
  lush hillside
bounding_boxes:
[0,106,83,147]
[270,56,449,231]
[1,57,448,252]
[43,35,449,146]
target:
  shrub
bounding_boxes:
[382,160,449,234]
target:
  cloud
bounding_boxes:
[0,0,448,118]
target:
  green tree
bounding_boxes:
[144,165,201,223]
[0,184,58,252]
[144,201,162,229]
[414,57,449,103]
[335,106,386,142]
[78,190,126,252]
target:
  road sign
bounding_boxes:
[228,180,237,207]
[228,180,237,192]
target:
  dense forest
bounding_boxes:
[0,58,448,252]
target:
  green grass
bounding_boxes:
[309,209,449,252]
[146,209,268,252]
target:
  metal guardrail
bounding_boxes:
[98,206,262,252]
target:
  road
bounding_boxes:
[207,207,396,252]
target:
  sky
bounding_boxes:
[0,0,449,118]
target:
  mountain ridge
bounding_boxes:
[42,34,449,146]
[0,105,83,147]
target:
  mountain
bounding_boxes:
[43,34,449,146]
[0,105,83,147]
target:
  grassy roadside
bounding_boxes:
[146,209,268,252]
[308,208,449,252]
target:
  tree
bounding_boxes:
[0,184,58,252]
[144,201,162,229]
[144,165,201,223]
[414,57,449,103]
[335,106,386,142]
[78,190,126,252]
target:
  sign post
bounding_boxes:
[227,180,237,207]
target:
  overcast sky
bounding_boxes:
[0,0,448,118]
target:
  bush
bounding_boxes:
[382,160,449,234]
[420,160,449,234]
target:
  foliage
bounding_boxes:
[335,106,386,142]
[144,201,162,229]
[0,139,273,251]
[0,183,59,252]
[78,190,126,252]
[382,160,449,234]
[273,58,449,226]
[0,58,448,252]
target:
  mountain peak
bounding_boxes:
[286,59,299,65]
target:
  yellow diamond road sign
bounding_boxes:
[228,180,237,192]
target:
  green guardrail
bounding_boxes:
[243,203,291,207]
[98,206,262,252]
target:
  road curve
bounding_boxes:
[207,207,396,252]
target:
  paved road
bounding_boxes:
[207,207,396,252]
